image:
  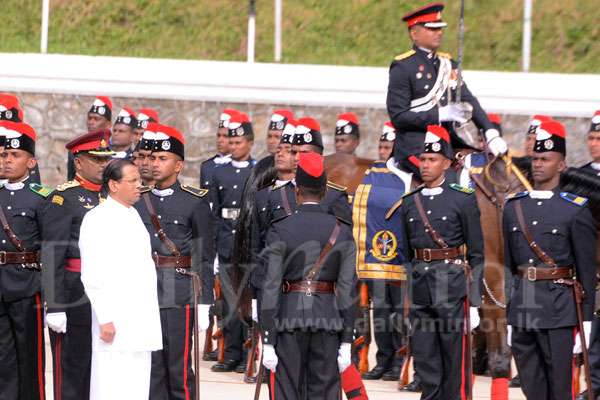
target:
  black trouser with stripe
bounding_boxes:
[49,281,92,400]
[0,294,45,400]
[219,255,246,363]
[269,331,341,400]
[587,315,600,397]
[410,298,468,400]
[367,280,405,370]
[150,305,196,400]
[511,326,575,400]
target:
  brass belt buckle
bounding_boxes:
[422,249,432,263]
[305,280,312,297]
[527,266,537,282]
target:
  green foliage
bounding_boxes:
[2,0,599,72]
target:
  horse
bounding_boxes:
[324,150,529,400]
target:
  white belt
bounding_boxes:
[221,208,240,220]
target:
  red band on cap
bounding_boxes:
[426,124,450,143]
[0,120,36,141]
[539,120,566,138]
[337,112,359,125]
[298,117,320,133]
[298,152,324,178]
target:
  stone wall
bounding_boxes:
[18,92,594,188]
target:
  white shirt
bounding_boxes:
[80,196,162,352]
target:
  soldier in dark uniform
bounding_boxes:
[260,151,357,399]
[199,109,236,190]
[578,110,600,400]
[504,120,597,400]
[386,2,507,160]
[580,110,600,176]
[43,130,114,400]
[67,96,113,180]
[210,111,256,372]
[400,124,484,400]
[0,94,41,184]
[0,121,47,400]
[133,122,215,400]
[265,109,294,156]
[334,112,361,155]
[251,118,352,308]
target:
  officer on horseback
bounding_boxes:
[387,2,508,163]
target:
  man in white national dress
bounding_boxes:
[79,159,162,400]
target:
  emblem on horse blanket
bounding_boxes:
[352,161,407,281]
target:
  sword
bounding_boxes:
[456,0,466,103]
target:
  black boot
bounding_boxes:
[211,359,240,372]
[382,365,401,381]
[361,365,386,380]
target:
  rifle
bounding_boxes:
[353,282,371,374]
[202,310,215,360]
[397,282,411,389]
[211,274,225,364]
[244,321,260,383]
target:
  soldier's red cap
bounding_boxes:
[66,130,114,156]
[424,124,453,159]
[115,107,138,128]
[527,114,552,135]
[336,112,360,137]
[138,108,159,123]
[296,151,327,190]
[89,96,113,120]
[0,121,37,156]
[151,123,186,160]
[534,120,566,156]
[137,108,159,129]
[228,111,254,138]
[402,3,446,28]
[219,108,239,128]
[0,93,24,122]
[269,109,294,131]
[298,117,320,133]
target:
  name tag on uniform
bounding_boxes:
[221,208,240,220]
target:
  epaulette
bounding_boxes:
[55,180,80,192]
[385,184,425,220]
[327,181,347,192]
[139,185,152,193]
[560,192,588,207]
[181,184,208,197]
[449,183,475,195]
[394,50,416,61]
[505,191,528,201]
[438,51,452,59]
[29,183,54,198]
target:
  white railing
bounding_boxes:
[0,53,598,118]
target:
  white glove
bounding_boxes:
[507,325,512,347]
[469,307,480,331]
[198,304,211,331]
[251,299,258,323]
[439,104,469,124]
[46,312,67,334]
[337,342,352,373]
[262,344,278,371]
[574,321,593,354]
[485,129,508,156]
[213,256,219,274]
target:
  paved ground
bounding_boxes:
[43,330,534,399]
